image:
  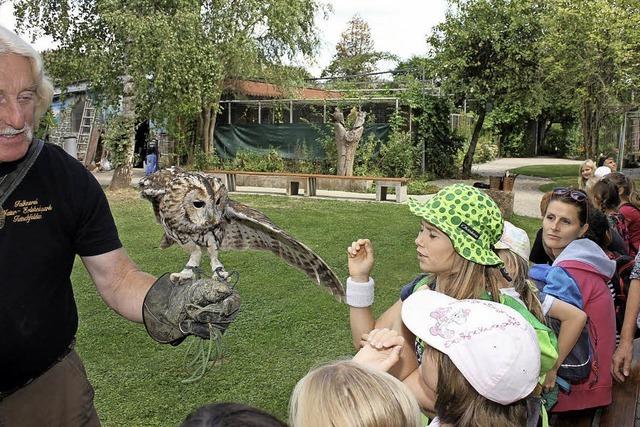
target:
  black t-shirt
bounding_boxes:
[0,143,122,392]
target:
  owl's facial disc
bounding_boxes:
[184,189,214,225]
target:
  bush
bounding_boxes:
[545,123,582,159]
[409,95,464,179]
[191,148,224,171]
[408,178,440,195]
[375,113,420,178]
[474,135,499,163]
[354,133,381,176]
[232,149,285,172]
[103,115,136,167]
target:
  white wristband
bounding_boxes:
[346,277,375,307]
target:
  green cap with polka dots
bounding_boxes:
[408,184,504,266]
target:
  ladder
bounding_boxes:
[76,99,96,162]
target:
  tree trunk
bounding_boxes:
[461,105,487,177]
[207,104,218,155]
[334,108,366,176]
[203,106,211,155]
[109,75,136,190]
[582,100,600,159]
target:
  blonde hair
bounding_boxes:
[433,251,502,303]
[0,25,54,124]
[578,159,596,190]
[289,360,422,427]
[496,249,544,322]
[426,346,528,427]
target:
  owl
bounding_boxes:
[139,167,344,301]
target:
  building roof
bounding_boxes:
[226,79,341,100]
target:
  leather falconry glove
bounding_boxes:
[143,273,241,345]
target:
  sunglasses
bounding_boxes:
[552,187,588,203]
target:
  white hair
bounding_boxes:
[0,25,54,123]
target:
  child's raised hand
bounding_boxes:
[347,238,374,282]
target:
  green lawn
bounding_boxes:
[73,191,541,426]
[509,164,581,178]
[509,164,580,192]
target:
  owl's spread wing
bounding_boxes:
[221,200,345,302]
[139,167,184,223]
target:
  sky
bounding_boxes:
[0,0,448,77]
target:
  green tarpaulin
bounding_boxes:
[214,123,390,160]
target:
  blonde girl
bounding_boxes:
[578,159,596,190]
[288,360,422,427]
[346,184,506,408]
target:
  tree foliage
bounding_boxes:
[539,0,640,158]
[427,0,640,165]
[322,14,394,79]
[428,0,544,176]
[14,0,325,185]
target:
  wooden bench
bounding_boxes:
[205,170,409,202]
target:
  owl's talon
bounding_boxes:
[213,266,229,280]
[170,268,197,284]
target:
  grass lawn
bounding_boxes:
[509,164,581,178]
[74,190,541,426]
[509,164,580,192]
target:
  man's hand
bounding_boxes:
[142,273,241,345]
[347,239,375,282]
[612,340,634,383]
[352,328,404,372]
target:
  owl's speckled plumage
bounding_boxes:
[139,167,344,301]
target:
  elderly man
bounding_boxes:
[0,26,238,426]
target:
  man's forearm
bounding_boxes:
[107,268,156,323]
[83,248,156,323]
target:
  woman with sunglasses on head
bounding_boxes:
[542,188,616,416]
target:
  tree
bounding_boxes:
[539,0,640,158]
[14,0,325,188]
[322,14,394,80]
[428,0,545,176]
[333,107,367,176]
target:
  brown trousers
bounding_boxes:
[0,350,100,427]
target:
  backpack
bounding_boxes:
[488,292,559,376]
[605,251,639,338]
[529,264,593,383]
[545,316,593,383]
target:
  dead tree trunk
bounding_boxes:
[334,108,366,176]
[109,75,136,190]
